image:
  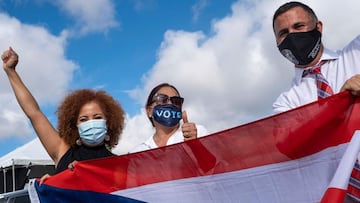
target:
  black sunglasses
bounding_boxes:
[152,93,184,107]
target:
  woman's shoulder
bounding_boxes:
[55,145,113,174]
[129,136,155,153]
[196,124,209,137]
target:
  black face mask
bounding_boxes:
[277,28,322,66]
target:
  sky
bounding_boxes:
[0,0,359,159]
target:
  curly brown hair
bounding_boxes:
[56,89,125,148]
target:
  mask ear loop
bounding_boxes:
[149,115,155,127]
[147,105,156,127]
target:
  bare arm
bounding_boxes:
[1,48,68,164]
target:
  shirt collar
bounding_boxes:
[294,47,339,85]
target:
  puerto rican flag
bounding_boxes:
[28,91,360,203]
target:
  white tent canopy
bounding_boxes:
[0,138,53,168]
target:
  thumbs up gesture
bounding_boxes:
[181,111,198,141]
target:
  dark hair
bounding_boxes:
[272,1,318,29]
[56,89,125,148]
[145,83,181,126]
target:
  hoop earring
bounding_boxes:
[105,135,110,142]
[76,139,82,146]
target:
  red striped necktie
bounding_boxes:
[303,61,360,201]
[347,161,360,201]
[302,60,334,99]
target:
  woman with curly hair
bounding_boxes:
[1,47,125,175]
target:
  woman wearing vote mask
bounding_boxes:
[1,47,125,175]
[130,83,208,153]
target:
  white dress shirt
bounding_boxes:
[129,124,209,153]
[273,35,360,113]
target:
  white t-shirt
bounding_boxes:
[129,124,208,153]
[273,35,360,113]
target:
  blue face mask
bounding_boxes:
[152,104,182,127]
[77,119,107,146]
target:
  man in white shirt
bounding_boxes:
[272,1,360,114]
[272,2,360,202]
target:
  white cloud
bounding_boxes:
[132,0,157,12]
[192,0,209,23]
[113,111,154,155]
[115,0,360,154]
[0,13,77,139]
[1,0,360,156]
[54,0,119,36]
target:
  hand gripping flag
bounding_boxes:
[28,91,360,203]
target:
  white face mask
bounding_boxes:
[77,119,107,146]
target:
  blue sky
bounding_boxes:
[0,0,359,160]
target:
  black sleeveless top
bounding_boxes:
[55,145,114,174]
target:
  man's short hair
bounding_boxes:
[272,1,318,30]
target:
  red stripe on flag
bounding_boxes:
[40,92,360,195]
[321,187,347,203]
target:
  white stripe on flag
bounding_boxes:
[114,143,347,203]
[28,179,40,203]
[327,130,360,190]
